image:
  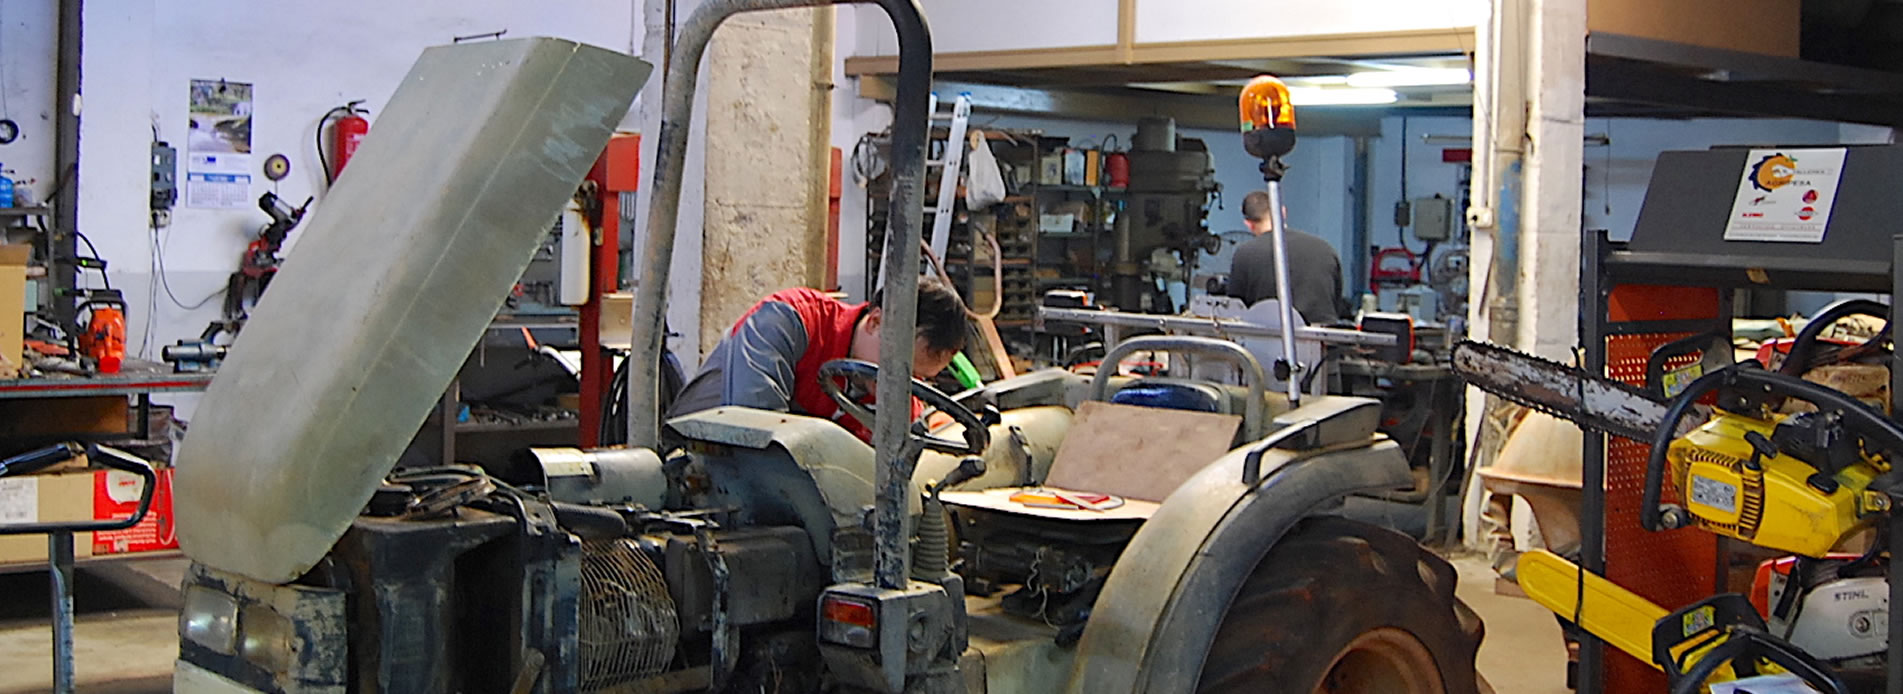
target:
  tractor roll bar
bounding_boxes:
[1088,335,1269,443]
[626,0,931,452]
[625,0,932,590]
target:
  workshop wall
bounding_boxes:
[848,0,1481,56]
[0,0,57,199]
[1132,0,1483,44]
[849,0,1119,56]
[72,1,640,393]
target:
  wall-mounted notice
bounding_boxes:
[186,79,254,209]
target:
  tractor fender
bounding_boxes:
[1066,433,1411,693]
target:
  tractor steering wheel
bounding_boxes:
[817,359,991,456]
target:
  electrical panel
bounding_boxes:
[151,141,177,226]
[1411,195,1455,242]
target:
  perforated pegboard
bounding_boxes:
[1601,332,1719,693]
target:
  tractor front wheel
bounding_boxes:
[1196,516,1484,694]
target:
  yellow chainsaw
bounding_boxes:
[1455,337,1903,694]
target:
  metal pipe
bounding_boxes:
[1263,180,1302,408]
[50,0,81,332]
[1577,228,1608,694]
[863,1,932,592]
[624,0,932,453]
[49,531,73,694]
[1888,233,1903,694]
[1035,306,1398,347]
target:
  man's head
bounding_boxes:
[851,276,968,379]
[1242,190,1279,235]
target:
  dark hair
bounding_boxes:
[869,276,968,353]
[1241,190,1274,222]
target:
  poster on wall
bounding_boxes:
[1722,148,1847,243]
[185,79,254,210]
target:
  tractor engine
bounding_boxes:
[954,507,1140,629]
[177,447,835,694]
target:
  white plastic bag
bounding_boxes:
[965,130,1006,211]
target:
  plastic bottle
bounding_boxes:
[0,165,14,208]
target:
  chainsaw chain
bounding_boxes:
[1451,339,1661,441]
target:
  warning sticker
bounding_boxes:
[1690,474,1739,514]
[1661,363,1704,399]
[0,477,35,525]
[1724,148,1847,243]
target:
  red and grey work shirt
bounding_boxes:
[667,288,920,443]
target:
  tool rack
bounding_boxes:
[1574,144,1903,693]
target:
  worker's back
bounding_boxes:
[1227,228,1343,324]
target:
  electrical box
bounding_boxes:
[1411,196,1455,242]
[151,142,177,225]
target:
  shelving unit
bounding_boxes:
[1573,144,1903,693]
[1564,33,1903,694]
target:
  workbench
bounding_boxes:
[0,362,212,445]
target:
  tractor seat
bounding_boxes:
[1110,379,1230,416]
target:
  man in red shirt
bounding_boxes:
[666,277,969,442]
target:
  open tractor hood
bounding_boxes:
[172,38,651,583]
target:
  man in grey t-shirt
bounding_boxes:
[1225,190,1345,324]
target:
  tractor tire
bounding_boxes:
[1197,516,1485,694]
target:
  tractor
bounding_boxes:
[168,2,1483,693]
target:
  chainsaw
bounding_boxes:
[1453,330,1903,694]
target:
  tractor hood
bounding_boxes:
[172,38,650,584]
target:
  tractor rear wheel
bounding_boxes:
[1196,516,1484,694]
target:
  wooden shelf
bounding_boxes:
[0,206,51,218]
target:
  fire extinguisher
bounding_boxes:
[1104,134,1130,189]
[320,100,370,185]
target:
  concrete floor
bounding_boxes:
[0,555,1570,693]
[1452,553,1573,694]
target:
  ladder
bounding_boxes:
[876,93,970,290]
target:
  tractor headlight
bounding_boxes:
[180,585,239,654]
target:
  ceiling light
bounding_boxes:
[1288,87,1398,106]
[1345,68,1472,88]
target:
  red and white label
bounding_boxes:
[92,468,176,555]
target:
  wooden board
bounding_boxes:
[1045,401,1240,502]
[962,315,1016,382]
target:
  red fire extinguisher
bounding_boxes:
[322,100,370,184]
[1104,134,1130,188]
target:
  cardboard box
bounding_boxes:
[0,244,27,377]
[1589,0,1799,58]
[0,467,178,565]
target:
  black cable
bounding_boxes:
[150,224,223,311]
[70,229,112,291]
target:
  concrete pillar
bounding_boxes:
[1461,0,1585,547]
[698,7,836,354]
[1517,0,1585,360]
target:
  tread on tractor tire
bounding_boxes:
[1196,516,1485,694]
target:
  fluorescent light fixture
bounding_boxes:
[1345,68,1472,88]
[1288,87,1397,106]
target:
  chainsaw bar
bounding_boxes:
[1451,340,1675,442]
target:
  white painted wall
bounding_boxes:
[1135,0,1484,43]
[71,1,640,376]
[851,0,1118,57]
[0,0,58,198]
